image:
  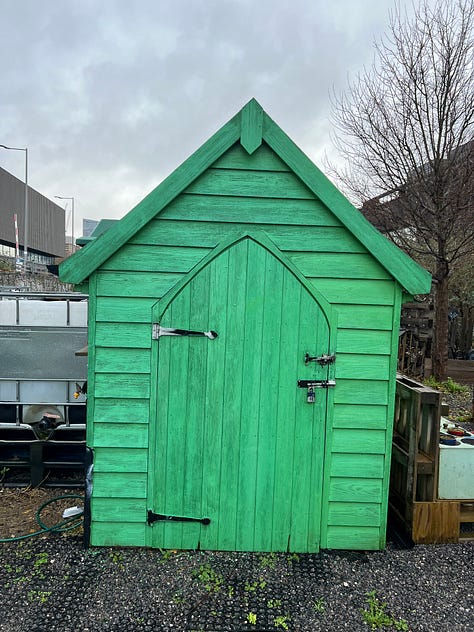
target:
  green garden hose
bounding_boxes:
[0,494,84,543]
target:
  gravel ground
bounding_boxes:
[0,533,473,632]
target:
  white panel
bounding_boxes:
[0,300,17,325]
[438,439,474,499]
[19,381,68,403]
[69,301,88,326]
[0,381,17,401]
[19,300,68,326]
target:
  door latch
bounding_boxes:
[297,379,336,404]
[304,353,336,366]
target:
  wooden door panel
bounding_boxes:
[150,237,330,551]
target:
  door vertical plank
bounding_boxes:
[217,242,247,550]
[180,266,210,547]
[271,275,301,550]
[162,291,191,549]
[200,254,228,550]
[236,240,265,550]
[253,251,283,550]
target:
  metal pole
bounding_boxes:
[54,195,75,254]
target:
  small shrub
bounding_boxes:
[360,591,408,630]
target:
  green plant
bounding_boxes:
[227,585,235,597]
[247,612,257,625]
[268,598,282,609]
[27,590,51,604]
[192,563,223,593]
[109,550,124,569]
[443,377,469,394]
[34,552,49,568]
[360,591,408,630]
[273,614,290,629]
[287,553,300,564]
[259,551,277,569]
[423,375,469,395]
[313,597,325,613]
[245,579,267,592]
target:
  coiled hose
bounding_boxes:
[0,494,84,543]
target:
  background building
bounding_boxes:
[0,166,65,265]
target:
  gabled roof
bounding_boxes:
[60,99,431,294]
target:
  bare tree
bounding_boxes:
[330,0,474,380]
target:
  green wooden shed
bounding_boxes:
[60,99,431,552]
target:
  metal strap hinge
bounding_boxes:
[152,324,218,340]
[147,510,210,526]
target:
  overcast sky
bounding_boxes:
[0,0,427,239]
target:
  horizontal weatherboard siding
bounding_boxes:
[328,502,382,527]
[93,472,147,498]
[93,447,148,472]
[92,497,146,522]
[161,194,343,226]
[95,347,151,373]
[93,423,148,448]
[97,271,182,298]
[93,398,150,423]
[91,522,146,547]
[330,453,385,478]
[131,219,366,253]
[326,526,380,550]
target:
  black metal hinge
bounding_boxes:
[147,510,211,526]
[152,324,218,340]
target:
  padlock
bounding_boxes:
[307,386,315,404]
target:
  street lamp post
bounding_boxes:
[0,144,28,270]
[54,195,75,255]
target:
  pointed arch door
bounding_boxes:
[147,235,333,552]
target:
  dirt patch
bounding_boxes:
[0,487,84,540]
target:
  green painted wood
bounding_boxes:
[331,429,386,453]
[288,253,391,280]
[380,284,404,548]
[330,453,385,478]
[335,354,391,380]
[149,236,331,552]
[185,168,315,199]
[85,274,97,446]
[310,279,395,305]
[92,497,146,522]
[95,347,151,374]
[130,219,365,253]
[336,330,392,355]
[334,380,389,406]
[161,194,342,226]
[333,404,387,429]
[329,478,383,503]
[240,98,263,154]
[94,373,150,399]
[96,297,156,323]
[328,502,381,527]
[93,398,150,423]
[336,304,393,330]
[101,244,210,273]
[93,423,148,448]
[93,447,148,472]
[93,472,148,498]
[199,250,228,551]
[326,525,380,549]
[97,271,182,298]
[212,142,290,171]
[91,522,146,547]
[95,322,150,348]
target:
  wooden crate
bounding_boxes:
[390,374,474,543]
